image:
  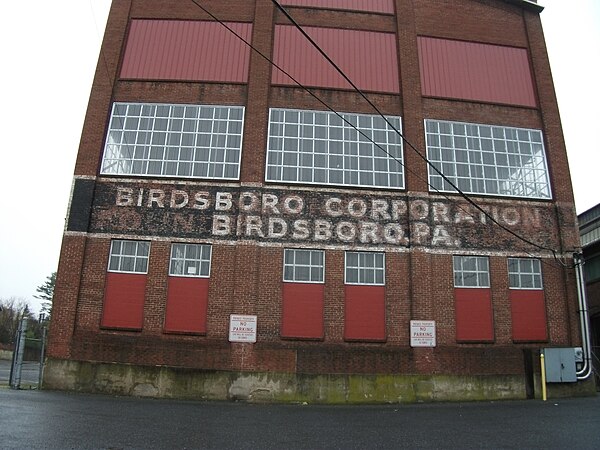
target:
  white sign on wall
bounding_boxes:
[229,315,257,343]
[410,320,436,347]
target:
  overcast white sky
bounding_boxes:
[0,0,598,314]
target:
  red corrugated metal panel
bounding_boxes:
[120,20,252,83]
[164,277,209,334]
[272,25,400,93]
[281,283,324,339]
[455,288,494,342]
[344,285,386,341]
[101,273,146,330]
[279,0,394,14]
[418,37,536,107]
[510,290,547,341]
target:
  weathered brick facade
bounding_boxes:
[46,0,591,402]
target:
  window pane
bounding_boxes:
[101,103,244,180]
[169,243,212,278]
[426,119,551,199]
[345,252,384,285]
[283,249,324,283]
[508,258,543,289]
[266,108,403,189]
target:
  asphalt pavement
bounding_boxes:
[0,387,599,449]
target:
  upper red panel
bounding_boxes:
[344,285,386,341]
[454,288,494,342]
[279,0,394,14]
[272,25,400,93]
[120,20,252,83]
[418,37,536,107]
[164,277,209,334]
[281,283,324,339]
[101,272,146,330]
[510,290,547,342]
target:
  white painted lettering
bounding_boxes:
[170,190,188,209]
[371,199,391,220]
[501,207,520,226]
[292,220,310,239]
[314,220,332,241]
[410,200,429,220]
[411,222,430,245]
[147,189,165,208]
[262,194,280,214]
[325,198,343,217]
[239,192,259,212]
[193,192,211,210]
[245,216,264,237]
[267,217,287,238]
[348,199,367,218]
[336,222,356,242]
[215,192,233,211]
[432,202,450,223]
[116,187,133,207]
[431,225,455,246]
[359,221,379,244]
[212,215,231,235]
[283,195,304,214]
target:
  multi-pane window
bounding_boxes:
[453,256,490,288]
[101,102,244,179]
[426,120,551,199]
[266,108,404,189]
[508,258,542,289]
[169,244,212,278]
[345,252,385,285]
[108,240,150,274]
[283,249,325,283]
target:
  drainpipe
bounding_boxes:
[574,253,593,380]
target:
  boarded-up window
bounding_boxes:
[273,25,399,93]
[418,37,536,107]
[121,20,252,83]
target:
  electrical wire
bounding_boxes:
[270,0,576,267]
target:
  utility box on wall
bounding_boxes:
[544,348,577,383]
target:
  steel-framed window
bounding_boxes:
[169,244,212,278]
[345,251,385,285]
[508,258,542,289]
[108,240,150,274]
[453,256,490,288]
[266,108,404,189]
[101,102,244,180]
[283,249,325,283]
[426,119,551,199]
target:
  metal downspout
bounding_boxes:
[574,253,593,380]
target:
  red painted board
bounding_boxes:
[281,283,324,339]
[101,272,146,330]
[164,277,209,334]
[510,290,548,341]
[344,285,386,341]
[121,20,252,83]
[418,37,536,107]
[273,25,399,93]
[455,288,494,342]
[279,0,394,14]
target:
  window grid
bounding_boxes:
[508,258,542,290]
[108,240,150,274]
[345,251,385,285]
[426,119,551,199]
[169,244,212,278]
[101,102,244,180]
[283,249,325,283]
[453,256,490,288]
[266,108,404,189]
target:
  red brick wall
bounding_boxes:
[49,0,582,379]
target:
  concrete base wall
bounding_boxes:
[0,350,13,361]
[43,358,596,403]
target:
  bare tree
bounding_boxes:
[0,297,32,345]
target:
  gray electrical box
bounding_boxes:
[544,348,577,383]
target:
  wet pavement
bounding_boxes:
[0,387,599,449]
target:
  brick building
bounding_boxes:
[45,0,594,402]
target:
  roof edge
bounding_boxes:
[500,0,544,14]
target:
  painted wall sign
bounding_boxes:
[86,181,559,251]
[229,315,257,343]
[410,320,436,347]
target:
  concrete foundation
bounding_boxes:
[43,358,596,403]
